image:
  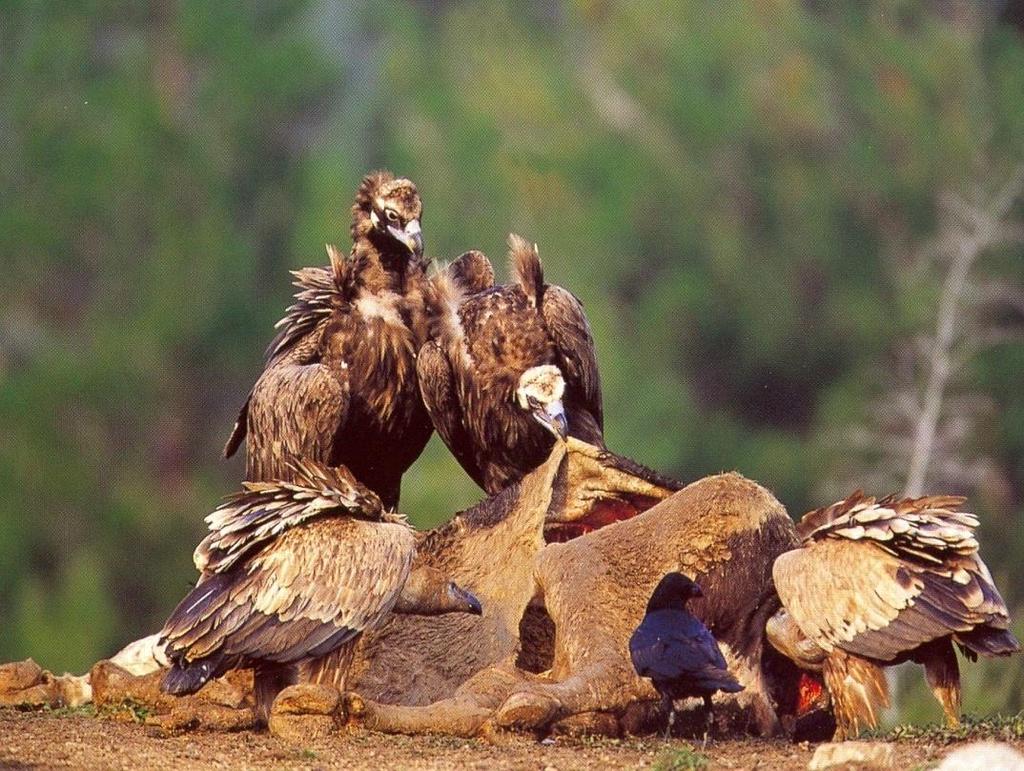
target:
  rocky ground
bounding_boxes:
[3,709,1024,770]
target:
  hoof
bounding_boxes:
[550,710,620,738]
[492,690,561,730]
[268,683,342,742]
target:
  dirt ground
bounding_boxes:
[2,710,1022,770]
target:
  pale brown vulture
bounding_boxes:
[224,171,453,508]
[768,492,1019,739]
[159,458,481,724]
[418,235,604,493]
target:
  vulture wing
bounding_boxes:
[416,341,488,490]
[238,342,350,482]
[164,462,413,671]
[541,284,604,437]
[224,250,349,466]
[776,494,1016,662]
[195,458,388,575]
[164,517,415,668]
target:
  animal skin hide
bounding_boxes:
[342,440,803,738]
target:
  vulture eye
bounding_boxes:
[384,208,399,223]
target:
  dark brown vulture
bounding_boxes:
[768,492,1019,739]
[224,171,452,508]
[159,458,481,724]
[418,235,604,493]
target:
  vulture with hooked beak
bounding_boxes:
[159,458,482,724]
[768,492,1019,739]
[224,171,453,508]
[419,235,604,493]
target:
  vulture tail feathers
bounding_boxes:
[423,265,466,343]
[508,233,543,308]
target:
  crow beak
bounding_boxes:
[448,583,483,616]
[533,399,568,440]
[388,219,423,258]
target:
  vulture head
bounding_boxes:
[516,365,568,440]
[646,571,703,611]
[393,565,483,616]
[351,170,424,259]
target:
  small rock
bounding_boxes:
[0,683,57,708]
[271,684,340,716]
[808,741,895,769]
[936,741,1024,771]
[0,659,44,693]
[52,673,92,707]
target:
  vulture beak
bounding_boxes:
[448,582,483,616]
[388,219,423,258]
[533,399,568,440]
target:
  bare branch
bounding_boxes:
[902,164,1024,497]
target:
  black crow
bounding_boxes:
[629,572,743,738]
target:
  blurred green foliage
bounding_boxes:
[1,0,1022,720]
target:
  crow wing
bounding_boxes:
[629,610,730,682]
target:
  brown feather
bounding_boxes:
[822,649,889,740]
[446,249,495,294]
[508,233,543,308]
[775,491,1019,735]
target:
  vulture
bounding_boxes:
[768,492,1019,739]
[159,458,482,724]
[224,170,453,508]
[630,573,744,739]
[419,235,604,493]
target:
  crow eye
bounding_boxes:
[384,209,399,223]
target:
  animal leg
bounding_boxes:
[822,651,888,741]
[253,664,296,726]
[662,693,675,740]
[923,640,961,728]
[701,693,714,747]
